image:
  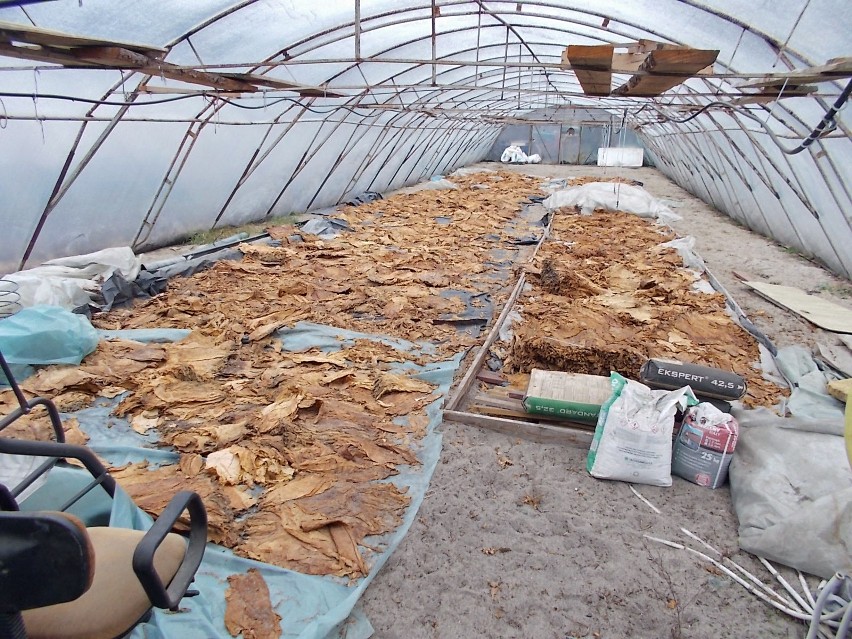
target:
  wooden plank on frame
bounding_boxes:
[564,44,614,96]
[443,409,594,448]
[445,211,556,411]
[613,48,719,97]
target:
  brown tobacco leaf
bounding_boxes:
[21,367,100,395]
[372,372,435,399]
[110,461,245,546]
[206,444,295,486]
[160,332,232,381]
[240,481,410,578]
[225,568,282,639]
[62,417,89,445]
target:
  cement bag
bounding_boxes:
[587,372,696,486]
[729,407,852,579]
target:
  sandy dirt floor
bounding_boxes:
[359,163,852,639]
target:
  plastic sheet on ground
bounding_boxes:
[0,305,99,383]
[298,218,354,239]
[5,247,140,310]
[64,322,462,639]
[450,167,496,177]
[728,406,852,580]
[543,182,681,224]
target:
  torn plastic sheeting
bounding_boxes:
[774,345,846,428]
[450,167,497,177]
[728,406,852,580]
[543,182,681,225]
[345,191,383,206]
[5,247,140,310]
[0,306,99,384]
[98,328,192,344]
[298,218,353,238]
[87,270,169,313]
[61,322,460,639]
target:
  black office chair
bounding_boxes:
[0,350,208,639]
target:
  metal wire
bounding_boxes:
[0,278,21,320]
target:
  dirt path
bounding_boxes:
[359,163,850,639]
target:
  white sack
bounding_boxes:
[587,373,696,487]
[543,182,681,224]
[501,145,528,164]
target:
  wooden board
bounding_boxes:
[732,85,816,105]
[744,281,852,334]
[443,409,593,448]
[0,19,164,54]
[737,57,852,89]
[564,45,614,96]
[827,378,852,403]
[445,211,555,411]
[613,48,719,97]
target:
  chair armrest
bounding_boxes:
[0,438,116,502]
[131,491,207,610]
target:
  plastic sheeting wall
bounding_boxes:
[0,94,500,272]
[0,1,849,277]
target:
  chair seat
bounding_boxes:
[23,527,187,639]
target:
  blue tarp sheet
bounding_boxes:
[64,322,462,639]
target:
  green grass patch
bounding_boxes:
[186,214,298,246]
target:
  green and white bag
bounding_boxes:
[586,372,697,487]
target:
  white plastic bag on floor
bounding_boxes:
[501,145,528,164]
[587,373,696,486]
[729,407,851,579]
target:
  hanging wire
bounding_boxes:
[773,0,812,69]
[0,90,378,116]
[764,77,790,125]
[643,78,852,155]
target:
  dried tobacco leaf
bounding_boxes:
[225,569,282,639]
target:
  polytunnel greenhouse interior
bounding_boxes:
[0,2,850,639]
